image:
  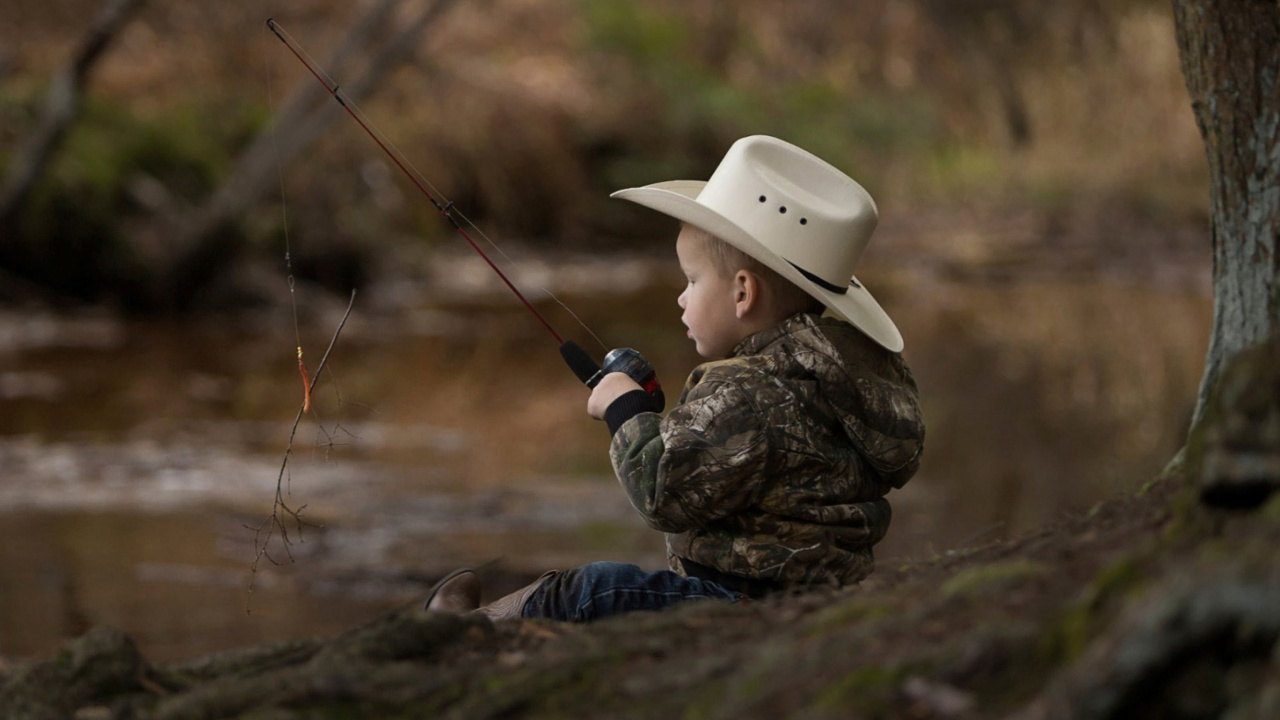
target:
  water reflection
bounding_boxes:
[881,280,1209,559]
[0,265,1211,661]
[0,511,388,662]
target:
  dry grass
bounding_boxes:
[1,0,1208,243]
[1008,9,1207,215]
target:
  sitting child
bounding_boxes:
[426,135,925,621]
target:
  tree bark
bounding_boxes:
[1171,0,1280,428]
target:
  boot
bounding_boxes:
[423,568,481,613]
[476,571,557,621]
[423,569,557,620]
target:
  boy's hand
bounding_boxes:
[587,372,643,420]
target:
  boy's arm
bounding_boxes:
[608,379,768,533]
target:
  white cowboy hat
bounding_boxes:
[611,135,903,352]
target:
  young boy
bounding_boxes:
[426,135,925,621]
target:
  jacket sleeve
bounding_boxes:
[608,377,769,533]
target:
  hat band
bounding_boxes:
[787,261,848,295]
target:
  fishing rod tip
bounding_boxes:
[266,17,276,28]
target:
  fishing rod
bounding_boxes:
[265,18,660,397]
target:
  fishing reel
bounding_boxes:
[560,341,663,400]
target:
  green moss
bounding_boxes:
[482,673,510,695]
[940,559,1047,601]
[681,675,744,720]
[1161,482,1212,544]
[814,663,918,716]
[1261,493,1280,525]
[525,662,622,720]
[1184,397,1214,488]
[1152,447,1187,488]
[1039,556,1142,663]
[805,597,897,637]
[736,674,763,702]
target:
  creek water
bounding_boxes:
[0,253,1211,662]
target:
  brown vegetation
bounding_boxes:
[1,0,1206,309]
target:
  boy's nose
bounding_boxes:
[677,289,687,309]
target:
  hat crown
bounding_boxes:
[697,136,877,289]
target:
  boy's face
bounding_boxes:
[676,227,743,359]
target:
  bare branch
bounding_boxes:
[248,289,358,612]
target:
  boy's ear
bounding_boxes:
[733,270,759,319]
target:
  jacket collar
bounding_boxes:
[729,312,833,358]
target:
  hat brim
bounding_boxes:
[612,181,904,353]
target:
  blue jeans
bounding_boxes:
[522,561,743,622]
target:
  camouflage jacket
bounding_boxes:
[609,313,925,587]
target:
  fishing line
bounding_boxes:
[266,18,607,351]
[448,205,609,352]
[262,22,313,415]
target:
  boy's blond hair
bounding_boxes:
[683,224,826,321]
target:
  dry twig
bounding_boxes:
[247,289,357,611]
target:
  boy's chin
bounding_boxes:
[693,342,728,360]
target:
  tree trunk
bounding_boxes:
[1172,0,1280,429]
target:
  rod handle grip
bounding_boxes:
[560,341,604,388]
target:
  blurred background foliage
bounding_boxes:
[0,0,1206,310]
